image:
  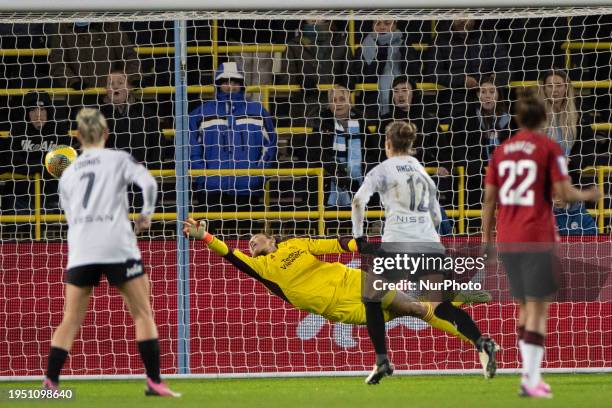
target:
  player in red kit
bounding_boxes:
[482,90,600,399]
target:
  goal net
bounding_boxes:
[1,5,611,379]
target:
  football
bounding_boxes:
[45,145,78,178]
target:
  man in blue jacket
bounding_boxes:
[189,62,277,223]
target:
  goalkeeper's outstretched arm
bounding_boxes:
[182,218,288,302]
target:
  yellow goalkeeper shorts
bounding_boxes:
[323,269,397,325]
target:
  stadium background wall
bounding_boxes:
[1,238,610,377]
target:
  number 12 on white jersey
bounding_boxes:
[498,159,537,206]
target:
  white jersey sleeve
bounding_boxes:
[352,165,381,238]
[120,155,158,216]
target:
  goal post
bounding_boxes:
[1,2,611,380]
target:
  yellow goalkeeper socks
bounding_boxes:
[422,303,471,344]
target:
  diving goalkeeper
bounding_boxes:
[183,218,490,375]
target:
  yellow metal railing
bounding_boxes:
[0,44,287,57]
[3,165,609,237]
[2,79,611,115]
[562,40,612,70]
[6,121,612,140]
[0,166,472,238]
[582,166,612,234]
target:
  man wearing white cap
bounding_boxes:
[189,62,277,232]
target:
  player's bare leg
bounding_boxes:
[44,284,93,389]
[119,275,180,397]
[519,300,552,398]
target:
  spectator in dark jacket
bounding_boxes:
[189,62,277,211]
[307,84,374,207]
[378,76,448,170]
[49,22,140,89]
[377,76,454,203]
[451,78,513,206]
[351,20,419,119]
[428,19,510,116]
[278,20,349,128]
[554,199,597,236]
[98,70,162,167]
[3,91,72,212]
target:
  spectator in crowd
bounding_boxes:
[451,77,513,206]
[541,69,578,156]
[189,62,277,217]
[2,91,72,212]
[0,23,49,88]
[49,22,140,90]
[429,19,509,116]
[553,198,597,236]
[98,69,162,167]
[351,20,418,118]
[378,76,453,203]
[540,69,596,181]
[307,84,373,207]
[278,20,350,128]
[378,76,446,169]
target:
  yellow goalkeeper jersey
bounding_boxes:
[207,237,361,320]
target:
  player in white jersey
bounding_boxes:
[42,108,179,397]
[352,121,498,384]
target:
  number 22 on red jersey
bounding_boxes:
[485,130,569,242]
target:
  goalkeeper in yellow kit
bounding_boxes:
[183,219,493,362]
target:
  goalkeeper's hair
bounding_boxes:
[515,87,547,130]
[76,108,108,145]
[252,232,283,245]
[386,121,417,154]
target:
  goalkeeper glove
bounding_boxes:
[182,218,208,240]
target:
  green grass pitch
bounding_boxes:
[1,374,610,408]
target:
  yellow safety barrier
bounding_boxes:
[1,42,436,58]
[0,44,287,58]
[212,19,219,75]
[3,80,611,98]
[562,41,612,51]
[0,172,28,180]
[591,123,612,132]
[0,166,473,238]
[4,165,610,236]
[151,168,327,235]
[562,41,612,70]
[582,166,611,234]
[510,80,612,89]
[2,123,611,141]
